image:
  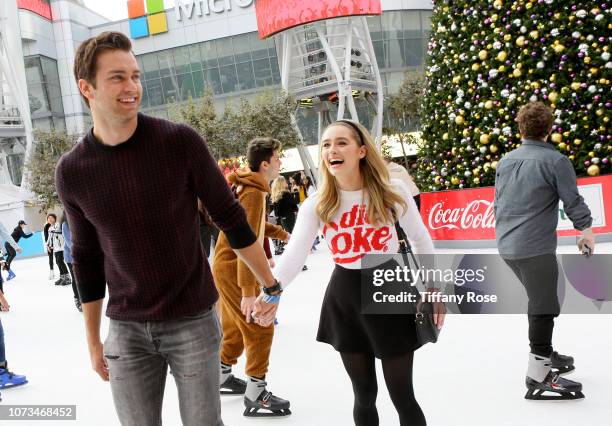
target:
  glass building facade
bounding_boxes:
[137,10,432,121]
[24,55,66,131]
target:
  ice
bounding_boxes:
[1,242,610,425]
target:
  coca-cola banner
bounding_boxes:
[255,0,382,39]
[421,174,612,241]
[17,0,52,20]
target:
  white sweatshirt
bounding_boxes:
[274,180,434,288]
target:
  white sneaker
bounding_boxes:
[48,271,55,280]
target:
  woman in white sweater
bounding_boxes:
[255,120,444,425]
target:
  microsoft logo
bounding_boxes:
[128,0,168,39]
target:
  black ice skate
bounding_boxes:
[525,371,584,401]
[551,351,575,375]
[244,390,291,417]
[220,374,247,395]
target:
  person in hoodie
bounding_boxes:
[212,137,291,417]
[3,221,33,280]
[46,218,71,286]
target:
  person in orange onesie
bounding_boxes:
[212,137,291,417]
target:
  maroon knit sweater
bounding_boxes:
[56,113,256,321]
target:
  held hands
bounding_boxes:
[252,294,279,327]
[88,341,109,381]
[241,296,258,323]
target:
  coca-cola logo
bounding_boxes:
[323,204,393,264]
[428,200,495,231]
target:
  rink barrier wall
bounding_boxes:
[421,174,612,248]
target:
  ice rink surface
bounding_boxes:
[1,242,611,425]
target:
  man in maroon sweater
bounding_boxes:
[56,32,282,425]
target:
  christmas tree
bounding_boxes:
[417,0,611,191]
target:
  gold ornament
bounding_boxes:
[548,92,559,103]
[473,177,481,185]
[529,30,539,39]
[516,36,525,47]
[589,151,595,158]
[480,134,490,144]
[554,44,565,53]
[513,68,522,77]
[498,65,506,72]
[455,116,465,125]
[590,68,599,75]
[485,100,494,109]
[491,161,498,169]
[551,133,562,143]
[442,133,449,140]
[570,82,581,91]
[452,76,461,84]
[471,63,480,71]
[490,144,499,153]
[493,0,503,9]
[574,139,582,146]
[584,57,591,64]
[587,164,600,176]
[558,142,567,150]
[497,51,507,62]
[504,34,511,42]
[451,176,460,185]
[479,50,488,60]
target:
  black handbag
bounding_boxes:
[394,221,441,345]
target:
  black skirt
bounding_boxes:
[316,263,421,358]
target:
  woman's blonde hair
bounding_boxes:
[270,176,288,203]
[316,120,407,226]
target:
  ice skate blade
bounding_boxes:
[243,407,291,417]
[0,380,28,389]
[220,389,245,395]
[525,389,585,401]
[552,365,575,376]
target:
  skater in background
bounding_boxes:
[44,214,57,280]
[384,155,421,211]
[57,31,280,426]
[302,175,315,198]
[270,176,298,255]
[495,102,594,400]
[47,218,71,287]
[291,172,306,203]
[255,120,443,426]
[0,288,28,389]
[61,212,81,312]
[212,138,291,417]
[0,223,22,290]
[3,220,33,280]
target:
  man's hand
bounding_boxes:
[16,246,23,254]
[284,233,291,243]
[268,258,276,268]
[425,288,446,329]
[577,228,595,256]
[241,296,257,323]
[252,294,279,327]
[88,340,109,381]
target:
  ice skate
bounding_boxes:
[48,270,55,280]
[74,298,82,312]
[525,371,584,401]
[524,353,583,401]
[220,363,246,395]
[6,270,16,281]
[243,377,291,417]
[0,365,28,389]
[551,351,575,375]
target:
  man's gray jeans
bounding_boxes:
[103,307,224,426]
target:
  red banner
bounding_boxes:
[17,0,52,20]
[421,174,612,240]
[255,0,382,39]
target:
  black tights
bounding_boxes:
[340,352,426,426]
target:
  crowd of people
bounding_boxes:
[0,30,600,423]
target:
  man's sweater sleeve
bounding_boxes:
[56,158,106,302]
[181,126,256,249]
[265,222,288,240]
[0,224,18,249]
[554,157,593,231]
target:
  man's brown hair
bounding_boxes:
[247,138,281,172]
[516,102,554,140]
[73,32,133,107]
